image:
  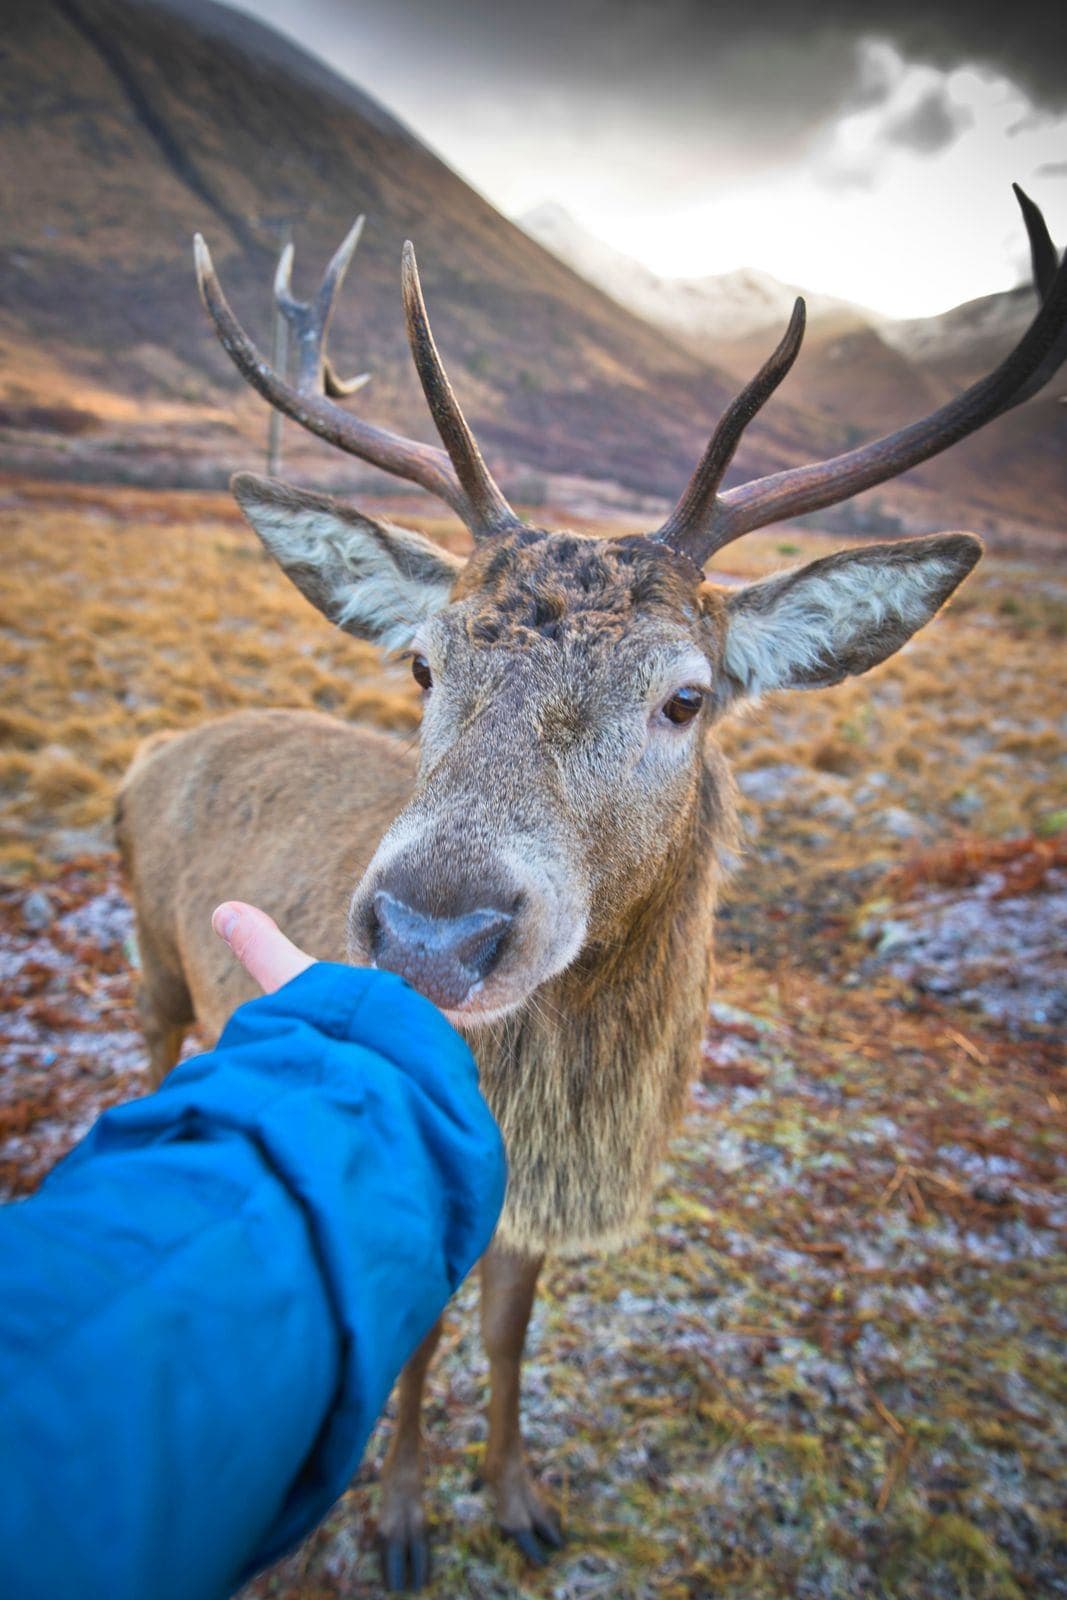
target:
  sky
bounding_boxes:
[225,0,1067,318]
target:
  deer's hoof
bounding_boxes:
[501,1508,566,1566]
[378,1530,431,1592]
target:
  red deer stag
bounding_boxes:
[117,188,1065,1590]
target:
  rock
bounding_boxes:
[22,889,54,931]
[735,764,812,804]
[58,889,134,951]
[815,791,856,824]
[854,774,890,805]
[48,827,112,861]
[875,805,931,840]
[948,788,984,821]
[855,896,893,942]
[874,919,913,955]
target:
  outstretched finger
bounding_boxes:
[212,901,316,994]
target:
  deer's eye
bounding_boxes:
[411,654,433,691]
[661,686,704,725]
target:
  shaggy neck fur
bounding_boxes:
[475,742,737,1257]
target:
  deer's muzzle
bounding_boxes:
[368,890,515,1010]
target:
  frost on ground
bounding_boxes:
[857,848,1067,1032]
[0,860,148,1195]
[3,853,1064,1600]
[2,492,1064,1597]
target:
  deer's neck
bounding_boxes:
[476,742,736,1257]
[559,739,733,1034]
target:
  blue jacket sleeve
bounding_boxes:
[0,963,506,1600]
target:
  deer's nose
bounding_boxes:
[370,890,513,1010]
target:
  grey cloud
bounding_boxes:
[882,85,974,155]
[233,0,1067,114]
[233,1,872,172]
[817,163,878,192]
[1036,160,1067,176]
[227,0,1067,216]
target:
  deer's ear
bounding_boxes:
[719,534,981,702]
[231,473,464,650]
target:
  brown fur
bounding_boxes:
[117,535,738,1255]
[117,503,978,1575]
[472,742,733,1254]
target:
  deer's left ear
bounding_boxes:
[718,533,981,702]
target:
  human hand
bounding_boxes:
[211,901,316,994]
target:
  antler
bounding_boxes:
[194,222,523,540]
[272,216,372,398]
[652,186,1067,567]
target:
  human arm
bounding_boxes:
[0,945,505,1600]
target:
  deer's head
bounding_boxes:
[197,190,1064,1020]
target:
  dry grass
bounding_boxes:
[713,541,1067,859]
[2,478,1065,1599]
[0,478,429,871]
[1,481,1064,877]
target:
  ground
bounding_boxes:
[1,477,1064,1599]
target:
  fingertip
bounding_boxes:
[212,901,242,944]
[210,900,315,994]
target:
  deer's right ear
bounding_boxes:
[231,473,464,651]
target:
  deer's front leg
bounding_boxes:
[378,1316,442,1592]
[479,1245,564,1564]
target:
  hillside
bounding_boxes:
[0,0,1062,540]
[0,0,835,505]
[882,286,1038,389]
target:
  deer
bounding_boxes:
[115,185,1065,1591]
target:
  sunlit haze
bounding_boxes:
[226,2,1065,318]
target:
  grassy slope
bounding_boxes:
[0,0,833,501]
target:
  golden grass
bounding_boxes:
[0,478,1064,876]
[0,479,424,869]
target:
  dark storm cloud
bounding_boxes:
[219,0,1066,313]
[256,0,1067,119]
[881,85,974,155]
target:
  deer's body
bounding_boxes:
[116,190,1065,1586]
[116,712,410,1045]
[118,596,736,1260]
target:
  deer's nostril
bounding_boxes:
[371,891,513,1007]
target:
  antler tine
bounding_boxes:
[650,297,806,564]
[401,241,524,539]
[1014,182,1058,298]
[1003,183,1067,408]
[272,217,370,396]
[662,187,1067,563]
[194,230,475,522]
[272,239,300,316]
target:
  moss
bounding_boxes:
[909,1512,1023,1599]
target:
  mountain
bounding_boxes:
[881,285,1042,390]
[0,0,1061,538]
[0,0,833,504]
[520,203,1066,532]
[520,202,870,351]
